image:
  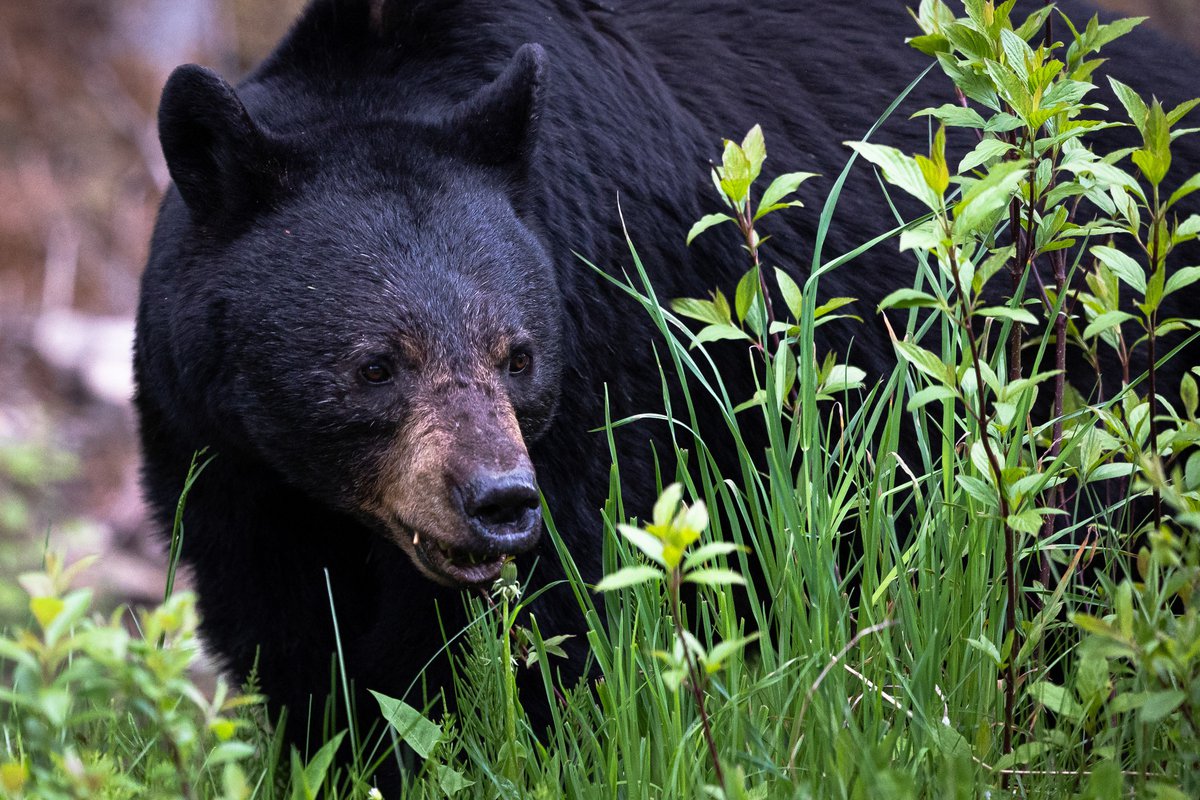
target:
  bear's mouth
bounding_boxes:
[406,527,508,586]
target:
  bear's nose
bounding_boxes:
[458,468,541,552]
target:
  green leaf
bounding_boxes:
[671,297,726,326]
[984,112,1024,133]
[438,765,475,797]
[1086,462,1137,483]
[916,125,949,196]
[907,384,958,410]
[775,268,803,319]
[1095,16,1147,49]
[1029,682,1084,722]
[813,296,858,318]
[735,267,760,324]
[845,141,940,209]
[912,103,987,129]
[704,633,760,673]
[756,172,818,219]
[773,341,797,404]
[900,217,944,252]
[1176,214,1200,239]
[682,500,709,535]
[946,21,995,64]
[1182,372,1198,418]
[1166,97,1200,126]
[594,565,663,592]
[1007,508,1043,535]
[1165,266,1200,297]
[209,741,256,765]
[692,324,752,347]
[1132,100,1171,186]
[894,340,953,385]
[686,213,734,245]
[878,288,941,310]
[741,124,766,184]
[958,137,1015,174]
[1138,690,1185,723]
[1168,175,1200,208]
[29,595,62,630]
[1014,4,1054,41]
[289,751,311,800]
[652,484,683,527]
[1108,76,1147,133]
[37,688,70,727]
[966,636,1002,666]
[985,58,1032,121]
[1091,245,1146,294]
[372,692,441,759]
[754,200,805,219]
[617,524,666,566]
[1082,310,1137,339]
[683,541,746,570]
[977,305,1038,325]
[684,567,746,587]
[1071,611,1122,640]
[1132,148,1168,188]
[1116,581,1133,639]
[44,589,91,646]
[732,388,766,414]
[372,692,441,758]
[719,140,753,204]
[821,364,866,395]
[1001,30,1037,88]
[301,732,345,796]
[957,474,998,508]
[908,33,950,57]
[954,159,1028,235]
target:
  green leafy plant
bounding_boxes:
[597,482,754,795]
[0,554,259,799]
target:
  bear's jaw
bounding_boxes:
[405,525,514,587]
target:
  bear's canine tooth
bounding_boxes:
[412,531,419,546]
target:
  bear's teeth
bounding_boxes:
[413,532,420,547]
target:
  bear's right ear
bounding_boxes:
[446,44,548,170]
[158,65,282,224]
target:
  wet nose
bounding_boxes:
[458,468,541,552]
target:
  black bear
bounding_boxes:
[134,0,1198,773]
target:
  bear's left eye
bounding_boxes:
[359,361,393,384]
[508,350,532,375]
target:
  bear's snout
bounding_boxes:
[454,466,541,553]
[368,379,543,587]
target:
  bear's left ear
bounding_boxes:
[446,43,548,169]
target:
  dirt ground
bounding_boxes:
[0,0,1196,617]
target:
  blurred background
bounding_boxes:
[0,0,1196,621]
[0,0,304,619]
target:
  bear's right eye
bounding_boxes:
[359,362,393,385]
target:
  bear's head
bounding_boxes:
[153,45,561,587]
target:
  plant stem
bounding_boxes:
[501,599,519,783]
[945,245,1020,764]
[1045,246,1068,585]
[670,571,725,792]
[1146,188,1164,532]
[738,203,778,354]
